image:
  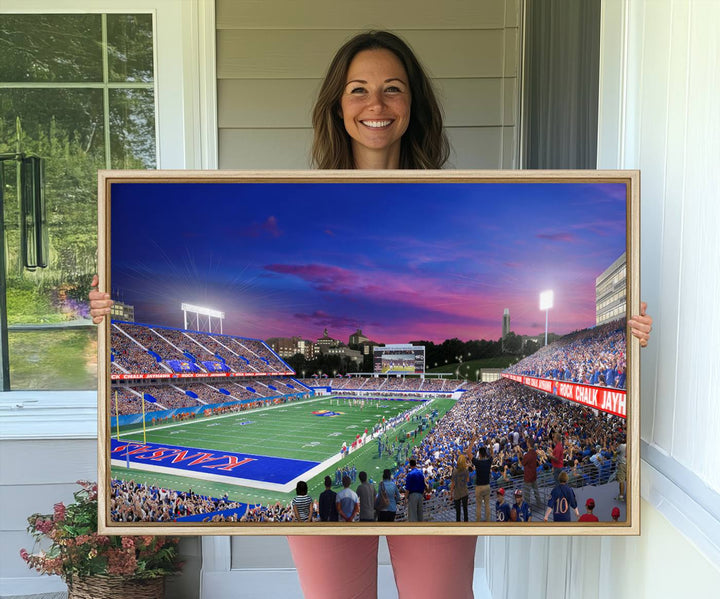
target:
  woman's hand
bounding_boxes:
[628,301,653,348]
[89,274,113,324]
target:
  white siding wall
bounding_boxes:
[0,429,96,597]
[487,0,720,596]
[216,0,522,169]
[609,0,719,492]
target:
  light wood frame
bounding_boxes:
[97,169,640,536]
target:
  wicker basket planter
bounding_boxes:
[67,575,165,599]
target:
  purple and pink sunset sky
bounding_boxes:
[111,180,626,344]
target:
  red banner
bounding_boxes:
[501,374,626,418]
[111,371,294,381]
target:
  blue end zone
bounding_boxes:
[110,439,319,487]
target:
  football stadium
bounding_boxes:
[108,180,629,524]
[109,319,627,524]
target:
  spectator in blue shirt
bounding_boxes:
[404,459,427,522]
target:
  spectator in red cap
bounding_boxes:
[611,506,621,522]
[510,489,532,522]
[578,497,599,522]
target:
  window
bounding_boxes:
[0,13,156,390]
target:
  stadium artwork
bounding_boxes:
[97,170,640,536]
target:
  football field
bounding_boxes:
[110,394,455,507]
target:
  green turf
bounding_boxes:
[110,395,456,507]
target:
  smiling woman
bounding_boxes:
[311,31,448,170]
[340,48,412,169]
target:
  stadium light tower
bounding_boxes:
[181,303,225,334]
[539,290,554,346]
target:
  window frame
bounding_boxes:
[0,1,216,411]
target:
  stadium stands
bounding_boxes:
[506,319,626,388]
[294,376,462,394]
[110,321,291,378]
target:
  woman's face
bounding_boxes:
[340,48,411,166]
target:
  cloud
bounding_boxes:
[324,229,335,237]
[293,310,363,331]
[536,232,577,243]
[264,263,358,293]
[235,216,282,238]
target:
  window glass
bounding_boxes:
[8,329,97,390]
[107,14,154,83]
[109,89,156,169]
[0,14,103,82]
[0,13,155,390]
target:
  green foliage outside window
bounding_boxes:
[0,14,155,389]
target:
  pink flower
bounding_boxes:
[53,502,66,522]
[43,556,64,576]
[121,537,135,549]
[19,548,29,562]
[34,518,54,535]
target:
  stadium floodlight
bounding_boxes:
[539,290,554,346]
[181,303,225,334]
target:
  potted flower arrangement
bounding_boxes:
[20,480,182,599]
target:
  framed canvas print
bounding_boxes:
[97,170,640,536]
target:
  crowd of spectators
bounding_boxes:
[506,319,627,389]
[189,332,256,373]
[110,377,312,417]
[327,376,354,389]
[230,338,287,371]
[135,385,199,411]
[112,376,625,522]
[110,479,244,522]
[381,377,424,391]
[385,378,626,515]
[264,375,623,522]
[296,376,461,394]
[109,387,164,416]
[110,321,289,377]
[110,360,128,375]
[112,324,175,374]
[419,378,450,392]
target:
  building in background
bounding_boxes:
[324,345,363,366]
[266,336,316,360]
[348,329,379,356]
[502,308,510,339]
[596,252,626,325]
[348,329,368,345]
[316,328,340,353]
[110,300,135,322]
